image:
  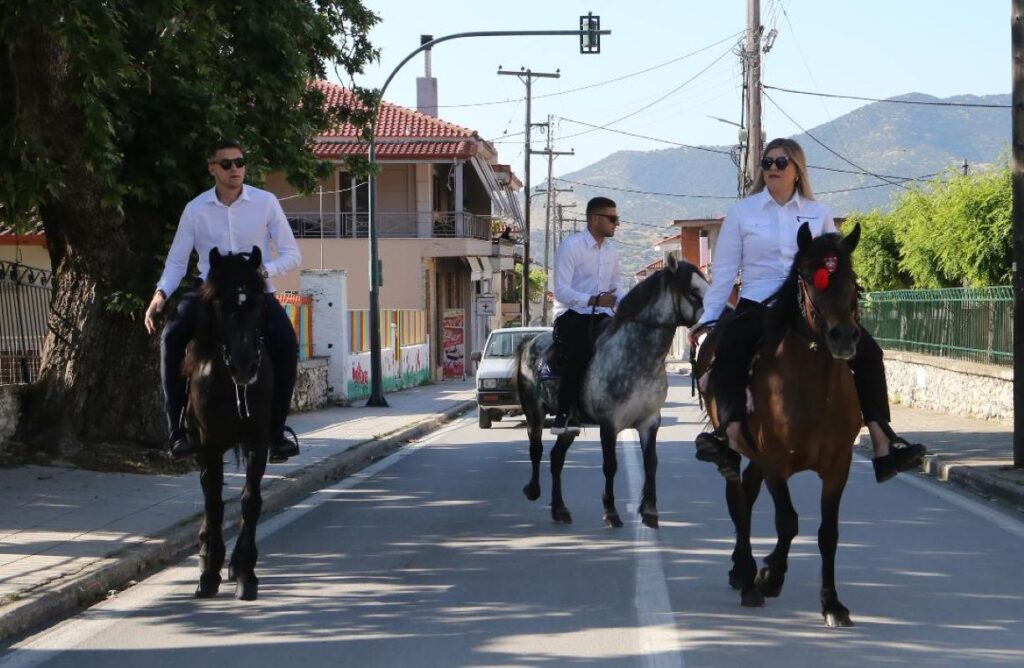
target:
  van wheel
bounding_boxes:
[479,409,492,429]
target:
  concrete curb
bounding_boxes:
[0,399,476,643]
[856,435,1024,513]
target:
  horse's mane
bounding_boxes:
[182,254,267,377]
[762,232,853,350]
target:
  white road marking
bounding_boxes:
[0,418,473,668]
[622,431,686,668]
[853,453,1024,540]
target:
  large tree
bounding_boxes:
[0,1,378,450]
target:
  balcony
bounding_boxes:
[287,211,499,241]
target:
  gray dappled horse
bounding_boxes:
[516,256,709,528]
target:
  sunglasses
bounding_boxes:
[593,213,620,224]
[760,156,790,171]
[211,157,246,170]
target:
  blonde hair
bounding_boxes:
[750,138,814,200]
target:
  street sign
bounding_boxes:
[476,295,497,317]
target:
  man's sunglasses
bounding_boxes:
[210,157,246,170]
[760,156,790,171]
[593,213,620,224]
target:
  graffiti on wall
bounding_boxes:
[442,309,465,379]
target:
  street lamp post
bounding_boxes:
[363,20,610,407]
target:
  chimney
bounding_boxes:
[416,34,438,117]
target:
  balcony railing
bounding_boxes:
[286,211,499,241]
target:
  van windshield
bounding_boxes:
[484,331,543,358]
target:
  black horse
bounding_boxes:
[516,255,708,528]
[183,247,273,601]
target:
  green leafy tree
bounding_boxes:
[0,1,378,448]
[849,210,912,291]
[896,166,1011,288]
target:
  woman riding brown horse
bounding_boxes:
[696,222,864,627]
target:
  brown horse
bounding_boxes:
[695,222,863,627]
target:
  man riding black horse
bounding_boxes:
[144,139,301,463]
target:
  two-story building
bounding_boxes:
[268,80,523,387]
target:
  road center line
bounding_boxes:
[622,431,686,668]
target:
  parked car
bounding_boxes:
[471,326,551,429]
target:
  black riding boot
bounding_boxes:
[872,425,927,483]
[695,426,740,482]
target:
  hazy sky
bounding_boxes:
[347,1,1009,178]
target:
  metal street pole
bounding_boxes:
[363,22,610,406]
[744,0,763,189]
[1012,0,1024,467]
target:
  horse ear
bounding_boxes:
[249,246,262,268]
[209,247,222,267]
[841,223,861,254]
[797,222,812,253]
[666,254,679,273]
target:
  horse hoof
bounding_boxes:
[740,587,765,607]
[235,576,259,601]
[195,574,221,598]
[604,512,623,528]
[824,610,854,628]
[755,567,784,598]
[551,506,573,524]
[640,512,659,529]
[728,569,743,590]
[523,483,541,502]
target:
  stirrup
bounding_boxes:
[269,426,300,463]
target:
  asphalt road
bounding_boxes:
[3,375,1023,667]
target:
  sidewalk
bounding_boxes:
[856,403,1024,512]
[0,380,475,641]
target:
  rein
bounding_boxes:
[219,330,265,421]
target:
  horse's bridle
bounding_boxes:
[618,272,704,330]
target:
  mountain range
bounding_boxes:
[528,93,1010,277]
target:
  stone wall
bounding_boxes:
[883,350,1011,422]
[291,357,329,413]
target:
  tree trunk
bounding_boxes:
[11,25,167,450]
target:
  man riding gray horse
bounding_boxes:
[550,196,622,435]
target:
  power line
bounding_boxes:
[442,31,744,110]
[554,116,938,182]
[553,44,737,142]
[555,116,734,156]
[764,84,1011,109]
[763,90,909,190]
[553,177,735,200]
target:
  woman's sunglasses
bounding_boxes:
[760,156,790,171]
[211,157,246,170]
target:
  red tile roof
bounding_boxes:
[312,80,491,161]
[0,221,46,246]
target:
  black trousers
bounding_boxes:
[160,290,299,438]
[710,298,890,427]
[553,310,610,414]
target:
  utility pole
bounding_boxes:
[362,21,609,406]
[744,0,763,190]
[498,67,560,326]
[532,114,574,325]
[1012,0,1024,467]
[556,201,577,246]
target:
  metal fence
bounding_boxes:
[287,211,497,241]
[859,286,1012,366]
[0,261,54,384]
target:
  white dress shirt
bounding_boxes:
[156,185,301,295]
[697,189,837,327]
[552,229,622,319]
